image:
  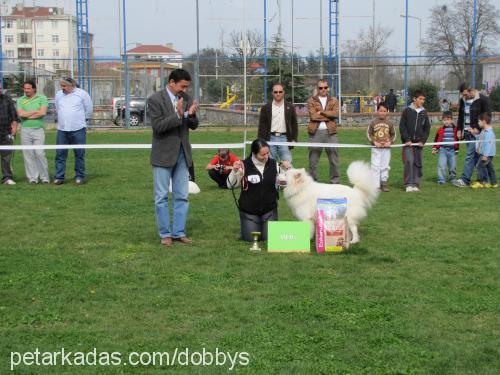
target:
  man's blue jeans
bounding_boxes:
[460,131,478,185]
[153,148,189,239]
[55,128,86,180]
[269,134,293,163]
[437,147,457,183]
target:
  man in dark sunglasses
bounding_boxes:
[257,83,298,165]
[307,79,340,183]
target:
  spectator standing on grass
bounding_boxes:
[432,111,459,185]
[384,89,397,112]
[399,90,431,192]
[257,83,298,165]
[367,102,396,192]
[148,69,199,247]
[0,88,18,185]
[307,79,341,184]
[16,80,50,184]
[440,99,450,112]
[54,77,93,185]
[453,83,492,188]
[206,148,240,189]
[471,113,497,189]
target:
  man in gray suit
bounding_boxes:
[148,69,199,247]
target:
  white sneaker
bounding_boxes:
[3,179,16,185]
[405,186,413,192]
[413,186,420,192]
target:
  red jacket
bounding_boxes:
[432,125,459,151]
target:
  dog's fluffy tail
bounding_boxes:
[347,161,379,207]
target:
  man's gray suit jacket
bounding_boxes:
[148,89,199,168]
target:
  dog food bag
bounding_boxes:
[316,198,349,253]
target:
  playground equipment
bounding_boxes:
[220,86,238,109]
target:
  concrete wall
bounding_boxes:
[201,108,500,127]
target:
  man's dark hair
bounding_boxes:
[377,102,388,111]
[23,80,37,90]
[168,69,191,83]
[479,112,491,124]
[442,110,453,119]
[250,138,269,156]
[458,82,470,93]
[389,88,394,92]
[413,90,425,99]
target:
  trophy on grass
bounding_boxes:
[250,231,261,251]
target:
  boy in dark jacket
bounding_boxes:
[432,111,459,185]
[399,90,431,192]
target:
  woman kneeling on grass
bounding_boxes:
[227,138,290,241]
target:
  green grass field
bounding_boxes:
[1,127,499,374]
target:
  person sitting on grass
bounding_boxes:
[471,113,497,189]
[227,139,290,241]
[206,148,240,189]
[432,110,459,185]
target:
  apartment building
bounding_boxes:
[2,3,92,74]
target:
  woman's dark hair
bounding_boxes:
[250,138,269,155]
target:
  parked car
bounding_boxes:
[114,97,146,126]
[45,99,57,123]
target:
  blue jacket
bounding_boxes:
[477,128,496,157]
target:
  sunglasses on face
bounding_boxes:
[318,86,328,90]
[273,91,283,94]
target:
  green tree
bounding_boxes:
[408,81,440,112]
[489,86,500,111]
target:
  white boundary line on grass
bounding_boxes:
[0,140,497,151]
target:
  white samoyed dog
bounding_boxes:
[280,161,379,243]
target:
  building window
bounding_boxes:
[5,20,13,29]
[17,19,30,29]
[5,35,14,43]
[52,35,59,43]
[52,49,60,57]
[53,63,60,70]
[18,33,30,44]
[36,34,44,42]
[5,50,15,58]
[38,64,45,69]
[37,49,44,57]
[51,20,58,29]
[35,21,44,29]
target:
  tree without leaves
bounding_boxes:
[424,0,500,85]
[342,25,396,94]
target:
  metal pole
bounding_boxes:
[403,0,408,108]
[122,0,130,128]
[472,0,477,88]
[291,0,294,103]
[337,1,342,124]
[371,0,375,92]
[194,0,200,102]
[243,0,247,125]
[264,0,268,103]
[320,0,323,78]
[0,4,3,90]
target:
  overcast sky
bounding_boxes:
[6,0,499,57]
